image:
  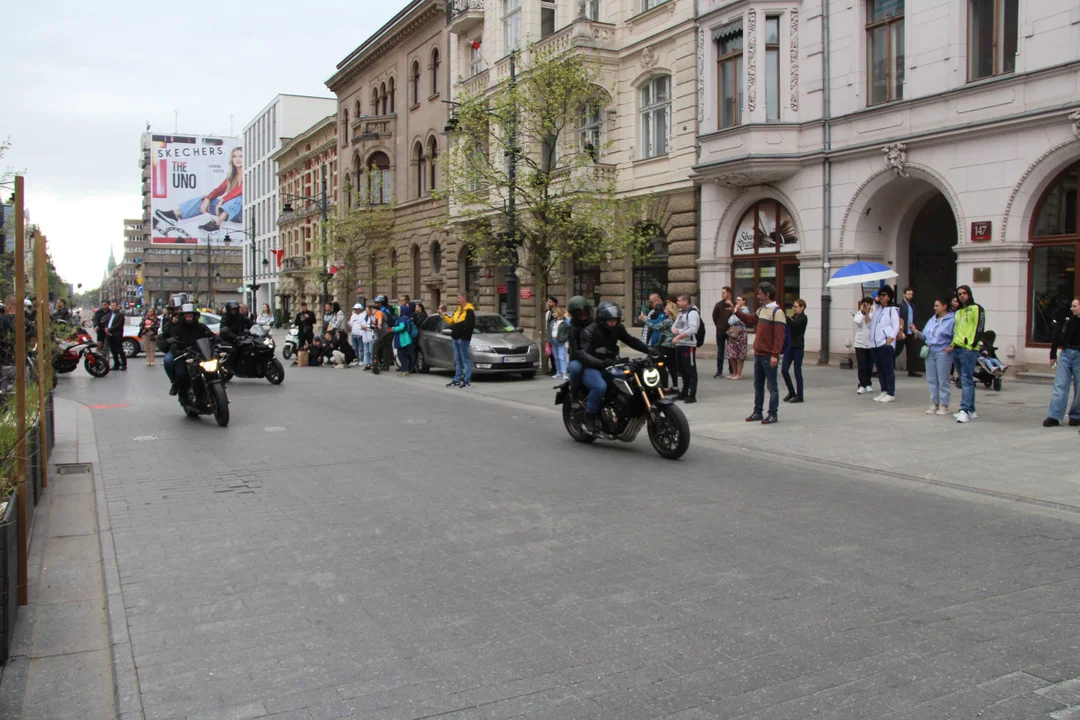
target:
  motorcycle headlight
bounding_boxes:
[643,368,660,387]
[199,358,219,372]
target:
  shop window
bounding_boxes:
[632,230,668,326]
[866,0,904,105]
[731,199,800,313]
[1029,163,1080,345]
[968,0,1018,81]
[573,261,602,309]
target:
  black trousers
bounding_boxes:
[661,346,679,389]
[108,335,126,369]
[855,347,873,388]
[676,346,697,399]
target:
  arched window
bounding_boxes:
[355,99,362,117]
[380,82,388,115]
[343,173,352,208]
[431,241,442,274]
[388,77,396,113]
[371,88,380,114]
[365,152,392,204]
[412,61,421,106]
[579,103,603,160]
[427,137,438,192]
[632,227,668,325]
[1028,162,1079,344]
[731,199,801,312]
[342,109,349,145]
[431,48,440,97]
[414,142,427,198]
[411,245,422,298]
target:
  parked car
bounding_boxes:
[121,311,220,357]
[415,312,540,378]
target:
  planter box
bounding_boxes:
[27,422,41,507]
[0,493,18,665]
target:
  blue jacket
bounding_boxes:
[391,306,413,349]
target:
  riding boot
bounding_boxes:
[584,412,598,436]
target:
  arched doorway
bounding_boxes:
[909,194,958,311]
[731,199,800,312]
[1028,162,1079,345]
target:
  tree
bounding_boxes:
[437,42,654,363]
[320,179,397,305]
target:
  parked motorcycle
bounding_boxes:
[175,337,230,427]
[554,355,690,459]
[53,325,110,378]
[282,325,298,360]
[218,326,285,385]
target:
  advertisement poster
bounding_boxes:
[150,134,242,245]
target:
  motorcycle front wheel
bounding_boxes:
[282,345,293,360]
[84,352,110,377]
[562,394,596,444]
[648,403,690,460]
[210,382,230,427]
[265,358,285,385]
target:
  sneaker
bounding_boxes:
[969,411,977,420]
[1069,418,1080,427]
[683,397,697,404]
[783,393,795,402]
[873,392,888,402]
[879,395,896,403]
[713,373,723,379]
[761,414,778,425]
[401,371,410,377]
[936,406,950,416]
[925,404,939,415]
[789,397,804,404]
[857,387,866,395]
[1043,418,1060,427]
[460,381,471,388]
[447,381,460,387]
[956,410,971,423]
[745,413,763,422]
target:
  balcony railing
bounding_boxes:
[536,18,616,55]
[282,255,307,273]
[459,69,490,96]
[447,0,484,33]
[351,113,396,145]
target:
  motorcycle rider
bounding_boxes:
[370,295,397,371]
[160,298,187,393]
[218,301,253,371]
[566,295,594,391]
[165,304,216,398]
[575,300,654,435]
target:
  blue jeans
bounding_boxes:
[955,348,980,413]
[553,344,568,375]
[753,355,779,416]
[1048,348,1080,422]
[871,345,896,396]
[569,359,583,388]
[178,195,242,223]
[453,339,472,383]
[398,344,415,372]
[351,335,364,364]
[164,350,176,384]
[925,349,952,407]
[782,347,804,399]
[583,368,608,414]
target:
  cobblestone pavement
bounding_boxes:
[56,361,1080,720]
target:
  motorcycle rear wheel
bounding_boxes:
[84,352,110,377]
[562,394,596,444]
[210,383,230,427]
[648,403,690,460]
[265,358,285,385]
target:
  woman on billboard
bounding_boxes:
[155,147,243,234]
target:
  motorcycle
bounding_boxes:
[282,325,298,360]
[52,325,110,378]
[218,326,285,385]
[175,337,230,427]
[554,355,690,460]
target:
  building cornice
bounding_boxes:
[271,116,338,167]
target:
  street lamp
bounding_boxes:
[224,213,262,309]
[280,167,330,309]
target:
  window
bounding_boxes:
[388,77,396,113]
[427,138,438,192]
[380,83,388,115]
[369,256,378,297]
[573,261,602,308]
[431,48,440,96]
[365,152,392,205]
[715,20,743,128]
[541,0,556,38]
[469,37,485,77]
[582,0,599,20]
[866,0,904,105]
[643,0,667,9]
[342,110,349,144]
[632,231,668,325]
[415,143,427,198]
[1029,164,1079,345]
[504,0,522,53]
[765,16,780,121]
[371,88,380,114]
[431,241,442,274]
[412,61,421,106]
[579,103,603,160]
[461,249,481,301]
[732,199,801,313]
[639,76,670,159]
[968,0,1018,81]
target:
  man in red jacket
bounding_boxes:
[740,282,787,424]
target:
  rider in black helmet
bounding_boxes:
[574,300,654,434]
[566,295,594,390]
[165,303,216,396]
[219,301,253,343]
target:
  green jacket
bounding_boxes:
[952,303,985,351]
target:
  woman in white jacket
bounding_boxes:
[853,296,874,393]
[348,304,372,369]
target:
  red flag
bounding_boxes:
[328,265,339,275]
[272,249,285,267]
[471,39,481,51]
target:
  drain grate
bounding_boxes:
[55,463,93,475]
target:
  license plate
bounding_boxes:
[501,356,528,363]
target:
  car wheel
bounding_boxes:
[520,371,536,379]
[415,348,430,374]
[122,338,140,358]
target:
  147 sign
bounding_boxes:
[970,221,992,242]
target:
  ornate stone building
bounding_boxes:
[326,0,457,313]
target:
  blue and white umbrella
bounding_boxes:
[825,260,898,288]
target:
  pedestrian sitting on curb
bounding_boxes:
[782,299,807,404]
[910,296,955,416]
[1043,296,1080,429]
[308,335,326,366]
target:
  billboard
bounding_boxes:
[150,134,243,245]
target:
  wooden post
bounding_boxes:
[34,234,49,491]
[13,177,28,606]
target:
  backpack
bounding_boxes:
[773,307,791,355]
[693,307,707,348]
[407,318,419,340]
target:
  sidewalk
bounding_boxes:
[398,361,1080,511]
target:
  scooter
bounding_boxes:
[282,325,298,360]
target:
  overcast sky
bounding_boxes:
[3,0,398,290]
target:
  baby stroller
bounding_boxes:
[954,330,1005,391]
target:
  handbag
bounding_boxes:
[726,324,740,340]
[544,341,551,357]
[919,344,930,359]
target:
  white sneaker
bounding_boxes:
[874,392,888,402]
[879,395,896,403]
[936,406,950,416]
[857,386,866,395]
[956,410,970,423]
[968,411,977,420]
[925,404,938,414]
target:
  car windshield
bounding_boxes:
[474,315,517,334]
[199,313,220,326]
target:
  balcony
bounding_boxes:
[535,18,616,56]
[458,69,490,96]
[693,124,812,187]
[446,0,483,34]
[281,255,307,274]
[351,113,396,146]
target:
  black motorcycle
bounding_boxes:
[555,355,690,460]
[218,326,285,385]
[175,337,230,427]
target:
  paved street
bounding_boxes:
[51,358,1080,720]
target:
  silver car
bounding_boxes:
[415,312,540,378]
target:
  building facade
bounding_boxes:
[326,0,454,313]
[695,0,1080,370]
[445,0,699,327]
[242,95,339,315]
[273,115,339,316]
